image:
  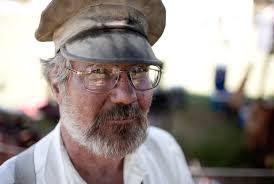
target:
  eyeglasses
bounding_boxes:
[65,64,162,93]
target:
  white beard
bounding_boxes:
[59,95,148,158]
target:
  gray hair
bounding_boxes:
[40,53,71,88]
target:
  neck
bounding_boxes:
[60,123,124,184]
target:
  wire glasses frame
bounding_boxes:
[65,64,162,93]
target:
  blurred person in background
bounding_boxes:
[244,99,274,168]
[255,0,274,98]
[0,0,194,183]
[242,0,274,168]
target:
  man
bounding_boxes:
[0,0,194,183]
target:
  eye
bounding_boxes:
[130,66,149,80]
[91,67,105,74]
[131,66,148,73]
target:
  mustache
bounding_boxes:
[94,104,146,123]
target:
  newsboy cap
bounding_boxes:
[35,0,166,65]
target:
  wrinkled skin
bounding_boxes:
[50,60,154,183]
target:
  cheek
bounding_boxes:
[137,91,153,112]
[65,76,108,122]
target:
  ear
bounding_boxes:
[49,81,63,104]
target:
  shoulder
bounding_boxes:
[145,126,183,155]
[143,126,184,166]
[141,126,194,183]
[0,156,16,184]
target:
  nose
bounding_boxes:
[110,72,137,105]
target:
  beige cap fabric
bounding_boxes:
[36,0,165,44]
[35,0,166,65]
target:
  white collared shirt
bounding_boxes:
[0,124,194,184]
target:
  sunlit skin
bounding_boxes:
[51,60,154,184]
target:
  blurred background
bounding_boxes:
[1,0,274,183]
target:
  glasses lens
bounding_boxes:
[130,65,161,90]
[83,65,118,92]
[82,64,161,92]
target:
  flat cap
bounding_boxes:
[35,0,166,65]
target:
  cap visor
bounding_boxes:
[60,30,162,66]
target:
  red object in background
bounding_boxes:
[19,98,49,118]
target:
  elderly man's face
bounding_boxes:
[59,60,153,158]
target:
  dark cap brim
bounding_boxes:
[60,29,162,66]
